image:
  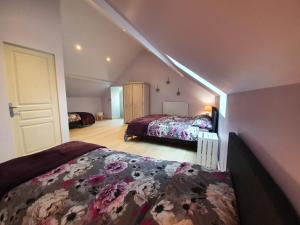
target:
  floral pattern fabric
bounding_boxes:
[68,113,81,123]
[0,148,239,225]
[147,116,210,141]
[191,115,213,130]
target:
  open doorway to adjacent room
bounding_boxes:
[110,86,124,120]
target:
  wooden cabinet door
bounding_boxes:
[132,83,144,120]
[123,84,133,123]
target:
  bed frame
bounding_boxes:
[227,132,299,225]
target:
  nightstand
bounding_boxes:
[96,112,104,121]
[197,132,219,170]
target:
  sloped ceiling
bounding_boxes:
[104,0,300,93]
[61,0,143,97]
[65,77,110,97]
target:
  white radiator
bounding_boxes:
[197,132,219,170]
[163,101,189,116]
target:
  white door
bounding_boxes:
[4,44,62,156]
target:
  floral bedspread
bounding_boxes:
[147,116,209,141]
[0,148,239,225]
[68,113,81,123]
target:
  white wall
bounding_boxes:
[67,97,102,116]
[0,0,69,162]
[219,83,300,214]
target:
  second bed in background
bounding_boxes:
[124,102,218,143]
[68,112,96,129]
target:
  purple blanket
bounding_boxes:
[0,141,101,198]
[77,112,95,125]
[126,114,166,136]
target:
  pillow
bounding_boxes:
[192,115,213,129]
[68,113,81,123]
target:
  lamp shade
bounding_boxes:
[204,105,212,112]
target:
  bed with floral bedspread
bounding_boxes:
[0,142,239,225]
[147,116,212,141]
[125,115,213,142]
[68,112,95,129]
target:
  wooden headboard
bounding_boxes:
[163,101,189,116]
[227,133,299,225]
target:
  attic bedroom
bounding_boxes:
[0,0,299,225]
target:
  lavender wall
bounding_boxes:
[107,0,300,93]
[219,83,300,214]
[116,50,216,116]
[67,97,102,116]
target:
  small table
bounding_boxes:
[96,112,104,121]
[197,132,219,170]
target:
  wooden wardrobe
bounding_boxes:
[123,82,150,123]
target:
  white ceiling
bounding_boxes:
[61,0,143,97]
[65,77,110,97]
[104,0,300,94]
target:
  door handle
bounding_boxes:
[8,103,20,118]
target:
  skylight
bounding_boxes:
[167,55,227,117]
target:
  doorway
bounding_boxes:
[110,86,123,119]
